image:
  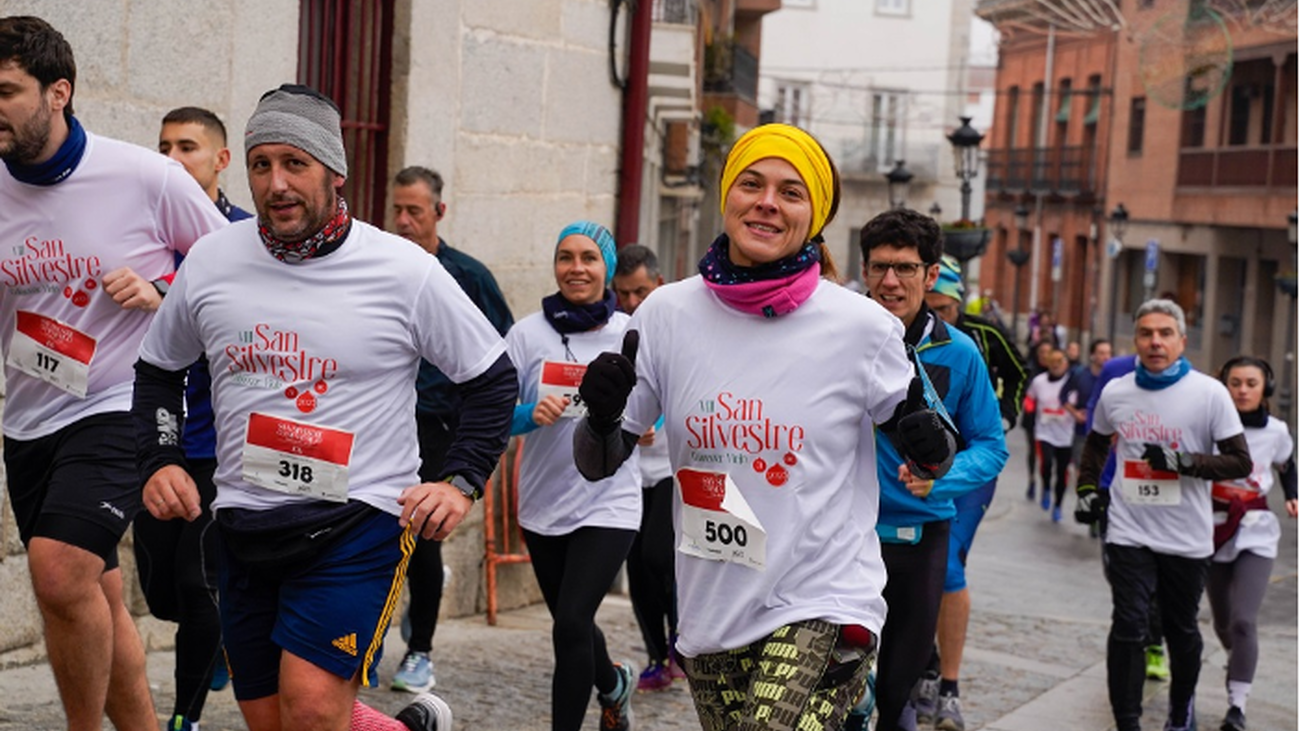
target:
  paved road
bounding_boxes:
[0,434,1294,730]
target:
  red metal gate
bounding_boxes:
[298,0,393,225]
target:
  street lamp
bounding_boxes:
[929,201,942,219]
[1278,211,1298,424]
[1013,203,1030,231]
[885,160,914,210]
[947,116,985,222]
[1107,203,1130,343]
[1008,203,1032,338]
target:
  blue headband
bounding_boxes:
[932,254,965,301]
[556,221,617,285]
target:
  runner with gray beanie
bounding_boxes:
[132,83,518,731]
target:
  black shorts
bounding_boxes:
[4,411,140,568]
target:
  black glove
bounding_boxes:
[897,378,956,481]
[1142,442,1187,474]
[1074,484,1108,525]
[578,330,639,433]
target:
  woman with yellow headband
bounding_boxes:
[573,124,956,730]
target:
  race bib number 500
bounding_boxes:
[676,468,767,570]
[7,311,97,397]
[242,413,356,502]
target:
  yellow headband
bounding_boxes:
[719,124,835,239]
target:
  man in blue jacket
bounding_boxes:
[848,209,1008,731]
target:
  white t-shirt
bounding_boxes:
[1027,372,1075,448]
[505,310,642,535]
[138,219,507,516]
[0,133,227,439]
[1212,416,1293,562]
[638,423,673,486]
[622,276,910,657]
[1093,370,1243,558]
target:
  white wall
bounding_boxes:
[397,0,625,318]
[2,0,298,211]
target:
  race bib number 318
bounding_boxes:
[242,413,356,502]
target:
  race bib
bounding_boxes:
[676,468,767,570]
[1040,406,1069,424]
[1120,459,1181,506]
[7,311,97,397]
[538,360,588,418]
[242,413,356,502]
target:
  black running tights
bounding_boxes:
[524,526,637,731]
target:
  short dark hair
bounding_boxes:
[0,16,76,120]
[615,244,659,279]
[394,166,444,198]
[161,106,228,145]
[1088,338,1110,355]
[858,208,943,264]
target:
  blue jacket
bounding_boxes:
[876,309,1009,528]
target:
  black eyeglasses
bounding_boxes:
[865,260,928,279]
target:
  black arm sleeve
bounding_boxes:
[574,419,642,481]
[132,358,189,486]
[1182,433,1253,482]
[1076,430,1112,488]
[1280,457,1297,501]
[979,321,1028,427]
[437,352,517,493]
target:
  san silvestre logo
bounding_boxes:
[685,391,805,487]
[225,323,339,413]
[4,236,103,306]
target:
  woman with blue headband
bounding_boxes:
[504,221,640,731]
[573,124,956,730]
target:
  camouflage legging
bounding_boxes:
[682,619,873,731]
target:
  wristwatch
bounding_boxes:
[442,474,481,502]
[151,278,170,297]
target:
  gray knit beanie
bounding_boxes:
[244,84,347,176]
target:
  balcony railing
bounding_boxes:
[985,146,1097,195]
[652,0,697,24]
[834,141,943,182]
[704,40,758,104]
[1176,146,1298,188]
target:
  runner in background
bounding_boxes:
[505,221,639,731]
[1076,299,1251,731]
[915,255,1026,730]
[1207,356,1297,731]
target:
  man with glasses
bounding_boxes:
[846,210,1007,731]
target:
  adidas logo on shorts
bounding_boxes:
[332,633,358,656]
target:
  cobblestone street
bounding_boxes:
[0,437,1294,730]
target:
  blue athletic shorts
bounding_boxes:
[218,506,416,701]
[944,479,998,592]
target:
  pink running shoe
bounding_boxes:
[667,657,687,681]
[637,662,672,692]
